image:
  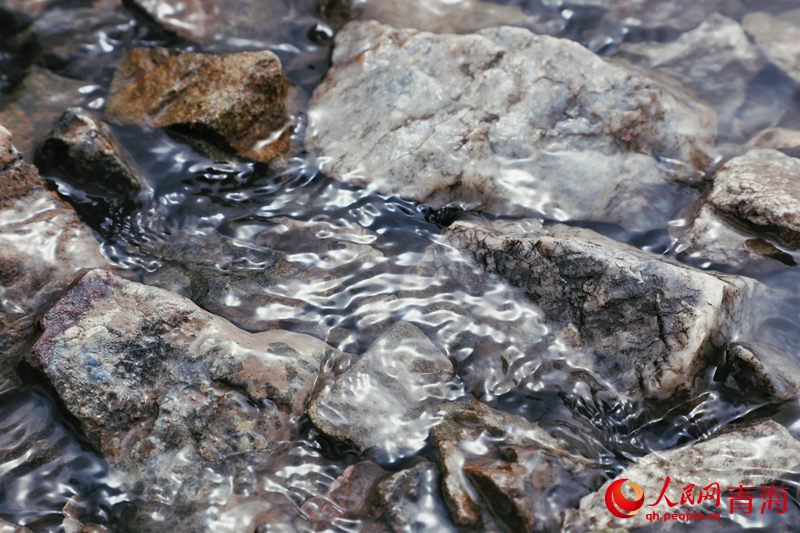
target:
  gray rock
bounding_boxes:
[26,269,337,500]
[444,219,757,400]
[0,124,110,387]
[563,420,800,531]
[307,21,716,231]
[743,12,800,86]
[36,107,149,206]
[717,342,800,401]
[618,14,763,141]
[429,398,599,531]
[106,47,290,164]
[308,321,460,461]
[707,149,800,248]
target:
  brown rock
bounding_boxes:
[106,47,290,163]
[301,461,388,527]
[0,518,32,533]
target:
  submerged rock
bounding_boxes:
[430,397,599,531]
[307,21,716,231]
[606,0,745,34]
[444,219,756,400]
[716,342,800,401]
[748,127,800,157]
[0,124,109,385]
[308,321,460,461]
[106,47,290,163]
[26,269,337,504]
[743,12,800,86]
[0,518,32,533]
[563,420,800,531]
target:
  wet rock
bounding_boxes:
[308,321,460,461]
[0,67,88,161]
[0,124,109,385]
[430,397,599,531]
[563,420,800,531]
[618,14,763,140]
[36,107,148,207]
[716,342,800,401]
[307,21,716,231]
[743,12,800,86]
[444,219,757,400]
[374,459,457,533]
[26,269,337,497]
[350,0,564,35]
[606,0,745,34]
[707,149,800,248]
[0,519,32,533]
[106,47,290,163]
[0,0,49,18]
[748,127,800,157]
[317,0,350,29]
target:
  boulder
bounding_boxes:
[307,21,716,231]
[0,124,109,386]
[105,47,290,163]
[308,321,460,461]
[743,12,800,86]
[444,219,757,400]
[563,420,800,531]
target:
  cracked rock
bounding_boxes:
[444,219,757,400]
[307,21,716,231]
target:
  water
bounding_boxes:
[2,0,800,530]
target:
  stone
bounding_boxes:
[301,461,388,528]
[617,14,763,140]
[707,149,800,248]
[563,420,800,531]
[36,107,148,207]
[748,127,800,158]
[716,342,800,401]
[308,321,460,461]
[429,397,599,531]
[444,219,757,400]
[106,47,290,163]
[26,269,337,494]
[0,124,109,386]
[0,67,89,161]
[743,12,800,86]
[307,21,716,231]
[0,519,31,533]
[316,0,350,29]
[350,0,564,35]
[606,0,746,34]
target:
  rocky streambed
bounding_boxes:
[2,0,800,532]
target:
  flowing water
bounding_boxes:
[2,0,800,531]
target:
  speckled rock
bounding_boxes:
[0,67,88,161]
[307,21,716,231]
[563,420,800,531]
[308,321,460,461]
[430,397,599,531]
[26,269,337,495]
[36,107,148,206]
[0,124,109,387]
[743,12,800,86]
[445,219,757,400]
[106,47,290,163]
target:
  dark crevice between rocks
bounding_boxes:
[118,0,196,46]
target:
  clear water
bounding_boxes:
[2,0,800,531]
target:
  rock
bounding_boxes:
[0,124,109,385]
[617,14,763,140]
[606,0,745,34]
[429,397,600,531]
[744,12,800,86]
[563,420,800,531]
[26,269,337,499]
[307,21,716,231]
[707,149,800,248]
[35,107,148,208]
[748,127,800,158]
[0,519,31,533]
[716,342,800,401]
[350,0,564,35]
[316,0,350,29]
[374,459,458,533]
[0,67,88,161]
[308,321,460,461]
[444,219,757,400]
[105,47,290,163]
[301,461,388,528]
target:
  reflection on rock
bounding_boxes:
[308,21,716,231]
[106,47,290,163]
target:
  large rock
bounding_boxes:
[106,47,290,163]
[26,269,337,499]
[308,321,460,461]
[0,124,109,386]
[563,420,800,531]
[307,21,716,231]
[444,219,757,400]
[743,12,800,86]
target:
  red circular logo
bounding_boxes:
[605,478,644,518]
